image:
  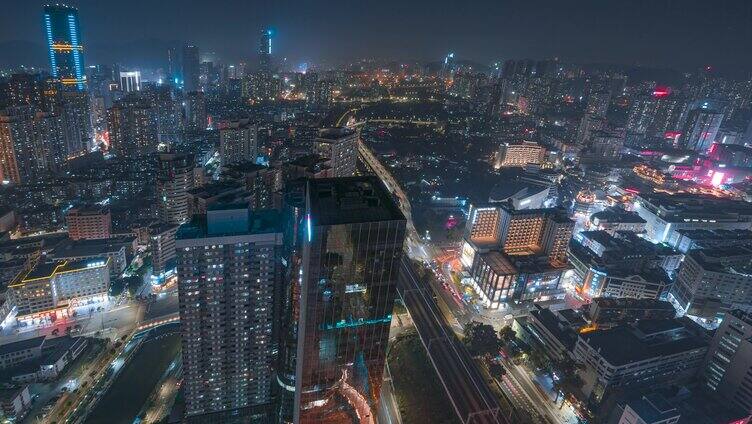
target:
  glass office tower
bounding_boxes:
[43,4,86,90]
[293,177,406,424]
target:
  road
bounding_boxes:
[398,257,508,424]
[378,362,402,424]
[503,360,581,424]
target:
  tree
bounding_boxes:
[551,357,585,403]
[463,321,503,357]
[499,325,516,344]
[488,362,506,379]
[527,347,551,372]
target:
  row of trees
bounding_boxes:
[463,320,584,403]
[463,321,517,378]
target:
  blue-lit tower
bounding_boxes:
[43,4,86,90]
[259,28,274,71]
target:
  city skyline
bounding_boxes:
[0,0,752,74]
[3,1,752,424]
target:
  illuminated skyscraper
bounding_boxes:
[167,46,182,86]
[156,152,195,225]
[43,4,86,90]
[182,44,200,92]
[259,28,274,71]
[118,71,141,93]
[293,177,406,423]
[680,103,724,153]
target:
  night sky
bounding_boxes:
[2,0,752,74]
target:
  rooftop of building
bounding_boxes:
[67,205,109,216]
[575,230,679,263]
[308,177,405,226]
[591,297,676,312]
[725,309,752,326]
[632,318,685,336]
[488,181,549,205]
[316,127,357,142]
[0,336,45,357]
[674,228,752,242]
[52,235,135,258]
[479,251,518,275]
[0,386,26,403]
[503,140,542,148]
[147,223,180,235]
[176,207,282,239]
[638,192,752,219]
[606,267,673,286]
[288,154,331,170]
[530,305,582,350]
[186,181,245,199]
[39,336,84,365]
[499,203,569,218]
[221,161,267,174]
[218,118,255,130]
[7,336,85,378]
[685,246,752,273]
[623,393,680,422]
[580,319,707,366]
[590,206,646,224]
[18,258,108,283]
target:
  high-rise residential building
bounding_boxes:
[167,46,182,86]
[293,177,406,423]
[176,205,282,421]
[184,91,207,131]
[626,90,688,138]
[259,28,273,71]
[702,309,752,416]
[0,106,68,184]
[150,86,183,148]
[85,65,115,133]
[156,152,195,225]
[106,96,158,156]
[2,73,46,109]
[585,89,611,118]
[118,71,141,93]
[182,45,200,92]
[313,127,358,177]
[42,4,86,90]
[148,223,179,277]
[218,119,257,167]
[222,162,280,210]
[305,79,333,110]
[56,89,93,153]
[680,103,724,153]
[66,206,111,240]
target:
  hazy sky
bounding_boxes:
[2,0,752,74]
